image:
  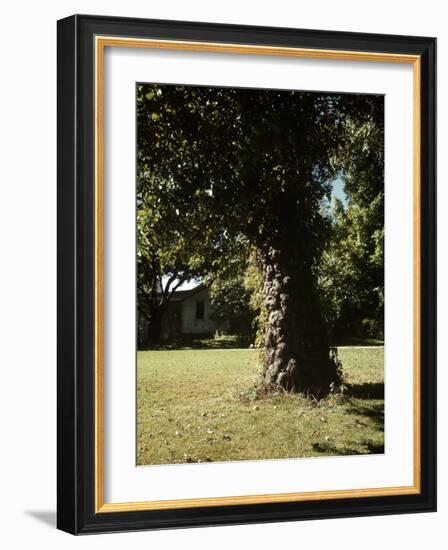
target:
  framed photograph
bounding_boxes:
[57,14,436,534]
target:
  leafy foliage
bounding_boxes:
[137,84,384,380]
[319,96,384,338]
[203,235,255,339]
[243,250,267,347]
[137,85,344,249]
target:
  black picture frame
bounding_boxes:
[57,14,436,535]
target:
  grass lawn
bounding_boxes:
[137,347,384,465]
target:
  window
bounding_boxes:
[195,300,205,320]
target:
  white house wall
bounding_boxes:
[181,288,216,335]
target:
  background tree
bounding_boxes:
[137,193,204,344]
[319,96,384,339]
[137,84,383,395]
[137,130,230,344]
[204,235,255,342]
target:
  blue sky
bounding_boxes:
[331,176,348,206]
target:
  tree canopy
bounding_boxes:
[137,84,384,393]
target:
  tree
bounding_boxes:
[137,84,383,395]
[319,197,384,338]
[137,125,228,343]
[319,96,384,339]
[137,195,204,344]
[205,235,255,341]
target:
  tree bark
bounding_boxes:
[147,306,163,345]
[257,248,342,397]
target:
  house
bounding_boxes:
[138,283,229,343]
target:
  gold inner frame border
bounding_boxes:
[94,36,421,513]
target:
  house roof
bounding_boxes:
[170,283,207,301]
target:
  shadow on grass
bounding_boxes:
[312,440,384,455]
[346,382,384,399]
[313,400,385,456]
[331,337,384,347]
[139,336,383,351]
[139,335,254,351]
[366,440,385,453]
[331,336,384,347]
[346,400,384,430]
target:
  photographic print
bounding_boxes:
[58,16,436,533]
[136,84,385,466]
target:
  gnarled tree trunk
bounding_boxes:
[257,247,342,397]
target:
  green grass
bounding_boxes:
[137,347,384,465]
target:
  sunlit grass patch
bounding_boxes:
[137,347,384,465]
